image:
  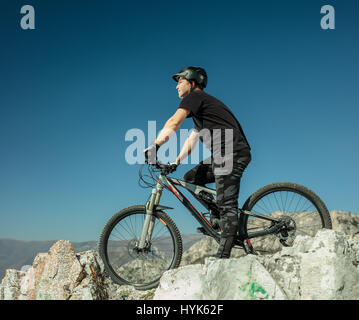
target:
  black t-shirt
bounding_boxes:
[178,90,251,156]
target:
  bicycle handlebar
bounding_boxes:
[145,160,177,175]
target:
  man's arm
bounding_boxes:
[154,108,190,146]
[175,129,199,164]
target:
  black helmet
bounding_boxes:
[172,66,207,89]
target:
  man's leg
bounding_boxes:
[183,157,215,186]
[183,157,220,228]
[213,152,251,258]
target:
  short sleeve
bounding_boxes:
[178,92,203,118]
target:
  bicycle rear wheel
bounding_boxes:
[241,182,332,255]
[99,205,182,290]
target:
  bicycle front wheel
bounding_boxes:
[241,182,332,255]
[99,205,182,290]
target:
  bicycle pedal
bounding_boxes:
[243,238,258,255]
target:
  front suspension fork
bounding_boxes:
[138,187,162,249]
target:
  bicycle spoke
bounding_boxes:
[283,191,289,211]
[272,192,282,213]
[287,191,296,211]
[152,222,167,239]
[122,217,138,238]
[252,200,272,214]
[114,221,136,240]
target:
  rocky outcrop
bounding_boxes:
[331,210,359,238]
[0,239,157,300]
[1,210,358,300]
[154,229,359,300]
[155,210,359,300]
[0,240,108,300]
[261,229,359,300]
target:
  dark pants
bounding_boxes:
[184,150,251,238]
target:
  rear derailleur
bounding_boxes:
[275,216,296,246]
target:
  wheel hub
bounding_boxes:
[127,239,151,259]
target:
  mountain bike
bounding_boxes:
[99,161,332,290]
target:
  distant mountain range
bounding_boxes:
[0,234,205,280]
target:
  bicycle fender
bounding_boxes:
[154,205,174,211]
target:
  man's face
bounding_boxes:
[176,77,191,98]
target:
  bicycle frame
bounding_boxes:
[138,171,285,249]
[165,176,220,239]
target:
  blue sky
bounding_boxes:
[0,0,358,241]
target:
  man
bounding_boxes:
[144,66,252,258]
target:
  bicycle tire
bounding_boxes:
[241,182,332,254]
[99,205,183,290]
